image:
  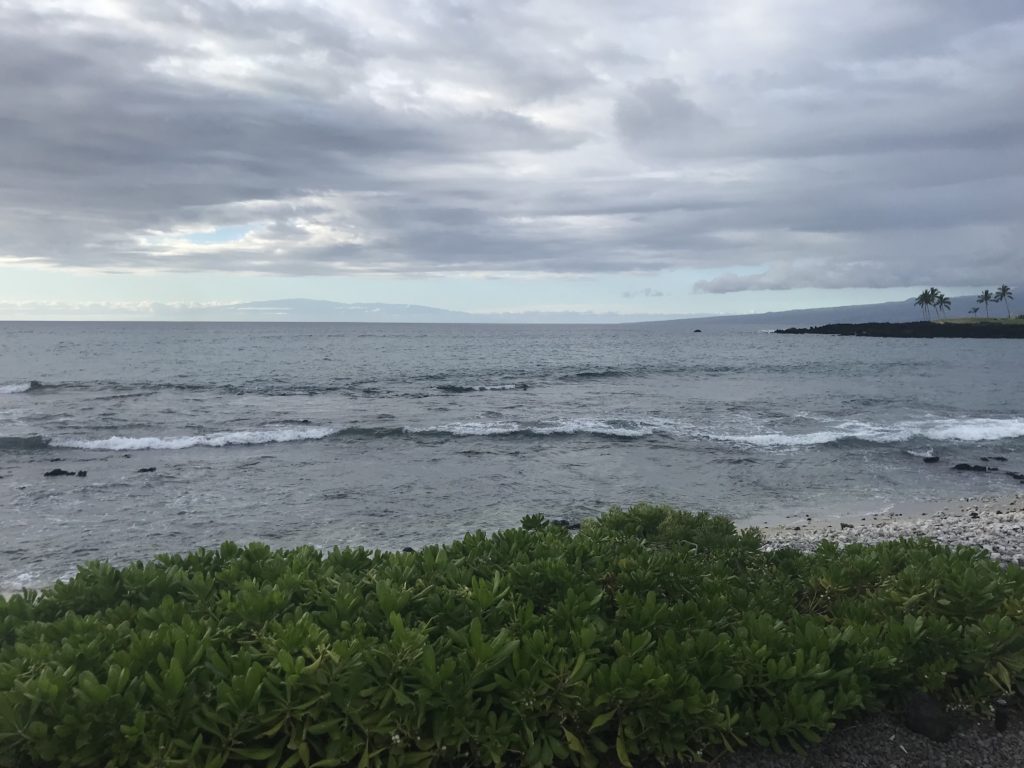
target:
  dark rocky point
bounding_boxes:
[776,321,1024,339]
[953,463,994,472]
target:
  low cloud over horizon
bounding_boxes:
[1,0,1022,305]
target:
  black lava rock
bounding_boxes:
[923,456,940,464]
[776,321,1024,339]
[995,698,1010,732]
[76,470,86,477]
[952,463,991,472]
[138,467,157,473]
[43,468,76,477]
[840,522,854,530]
[550,519,582,531]
[905,692,955,742]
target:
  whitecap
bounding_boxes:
[707,417,1024,448]
[50,426,338,451]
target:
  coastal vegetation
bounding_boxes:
[914,287,951,320]
[912,286,1015,320]
[2,505,1022,767]
[976,286,1014,318]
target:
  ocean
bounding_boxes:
[2,320,1023,591]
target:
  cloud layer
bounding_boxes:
[1,0,1022,291]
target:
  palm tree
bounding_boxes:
[914,290,933,320]
[934,292,951,317]
[968,306,980,316]
[994,284,1014,318]
[977,289,994,317]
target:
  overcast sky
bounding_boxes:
[1,0,1022,319]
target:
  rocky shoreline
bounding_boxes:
[759,492,1024,565]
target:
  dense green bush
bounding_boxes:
[1,504,1022,767]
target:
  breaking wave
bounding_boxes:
[436,383,528,394]
[706,417,1024,448]
[406,418,668,438]
[50,426,339,451]
[0,381,45,394]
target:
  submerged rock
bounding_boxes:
[923,456,940,464]
[138,467,157,473]
[953,463,994,472]
[43,468,76,477]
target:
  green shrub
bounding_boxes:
[1,503,1022,767]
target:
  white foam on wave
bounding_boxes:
[532,418,657,438]
[51,426,338,451]
[708,417,1024,448]
[905,448,935,458]
[0,383,32,394]
[408,418,668,438]
[408,421,522,436]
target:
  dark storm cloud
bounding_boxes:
[1,0,1022,289]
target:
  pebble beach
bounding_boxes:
[759,492,1024,566]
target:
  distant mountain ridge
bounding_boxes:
[157,299,694,324]
[646,294,999,329]
[3,294,1014,324]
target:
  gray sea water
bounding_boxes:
[2,321,1023,590]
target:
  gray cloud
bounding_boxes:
[0,0,1022,290]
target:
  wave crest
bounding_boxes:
[51,426,338,451]
[0,381,44,394]
[708,417,1024,448]
[407,418,664,438]
[436,383,528,394]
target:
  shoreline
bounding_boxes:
[5,494,1022,599]
[756,492,1024,564]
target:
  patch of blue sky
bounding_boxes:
[185,225,251,244]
